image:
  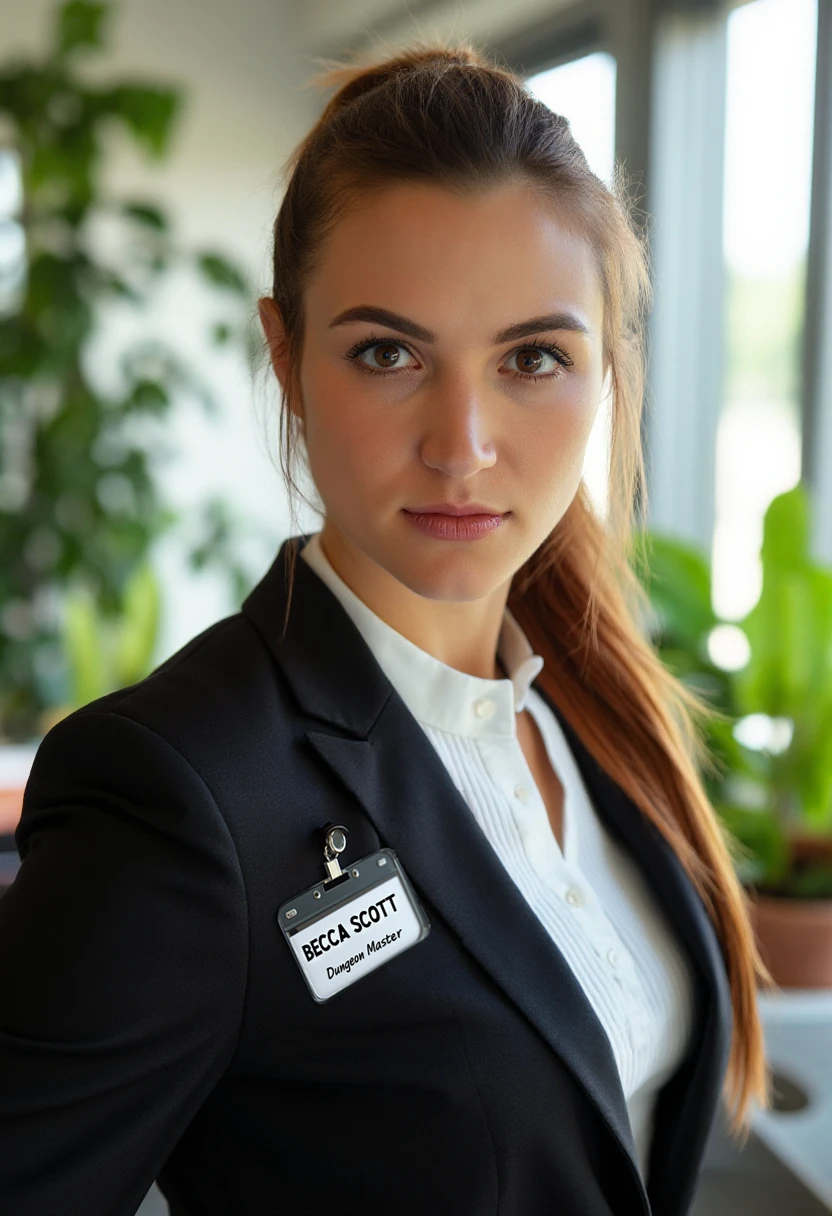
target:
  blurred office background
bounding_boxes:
[0,0,827,725]
[0,0,830,1212]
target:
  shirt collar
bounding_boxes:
[299,531,544,740]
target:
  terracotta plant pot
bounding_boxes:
[0,742,40,839]
[0,787,24,837]
[746,834,832,989]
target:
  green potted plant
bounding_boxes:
[0,560,157,878]
[44,557,160,727]
[0,0,262,747]
[635,483,832,987]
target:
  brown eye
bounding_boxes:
[503,342,569,380]
[346,339,417,374]
[370,342,403,369]
[516,347,544,374]
[360,340,406,367]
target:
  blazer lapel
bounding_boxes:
[242,534,730,1214]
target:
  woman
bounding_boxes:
[0,38,774,1216]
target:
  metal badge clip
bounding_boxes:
[321,822,348,883]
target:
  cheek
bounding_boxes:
[301,368,401,496]
[518,383,599,483]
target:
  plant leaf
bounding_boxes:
[195,251,248,296]
[121,201,169,232]
[786,864,832,899]
[62,585,109,706]
[107,85,181,158]
[113,560,160,684]
[761,484,809,572]
[631,530,715,649]
[56,1,110,57]
[716,802,790,886]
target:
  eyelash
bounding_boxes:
[342,332,574,381]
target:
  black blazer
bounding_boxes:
[0,533,733,1216]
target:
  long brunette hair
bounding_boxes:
[260,36,775,1141]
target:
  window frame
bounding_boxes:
[801,0,832,560]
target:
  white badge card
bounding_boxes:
[277,848,431,1002]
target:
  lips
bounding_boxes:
[402,509,508,541]
[403,503,506,517]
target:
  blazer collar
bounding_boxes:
[242,534,732,1216]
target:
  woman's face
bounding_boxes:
[264,179,607,606]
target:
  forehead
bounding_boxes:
[304,179,603,338]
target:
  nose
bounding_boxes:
[419,378,497,478]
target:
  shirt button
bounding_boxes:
[474,697,496,719]
[514,783,530,801]
[565,886,585,906]
[606,948,619,967]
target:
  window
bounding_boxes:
[526,52,617,520]
[526,52,617,184]
[712,0,818,618]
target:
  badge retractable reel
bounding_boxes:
[277,824,431,1003]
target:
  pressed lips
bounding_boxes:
[401,502,509,541]
[404,502,503,516]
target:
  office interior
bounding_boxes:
[0,0,830,1212]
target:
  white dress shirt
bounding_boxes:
[299,531,695,1183]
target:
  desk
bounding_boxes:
[752,989,832,1211]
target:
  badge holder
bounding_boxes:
[277,824,431,1003]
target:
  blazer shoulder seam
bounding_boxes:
[92,614,244,714]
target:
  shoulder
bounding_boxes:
[28,610,302,834]
[85,609,273,716]
[20,607,300,859]
[67,607,294,752]
[10,626,251,1073]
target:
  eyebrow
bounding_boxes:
[327,304,591,344]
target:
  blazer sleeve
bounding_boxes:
[0,707,248,1216]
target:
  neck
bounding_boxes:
[317,522,511,681]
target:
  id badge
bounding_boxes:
[277,828,430,1003]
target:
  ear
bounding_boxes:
[258,297,289,385]
[258,297,302,421]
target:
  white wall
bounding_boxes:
[292,0,575,56]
